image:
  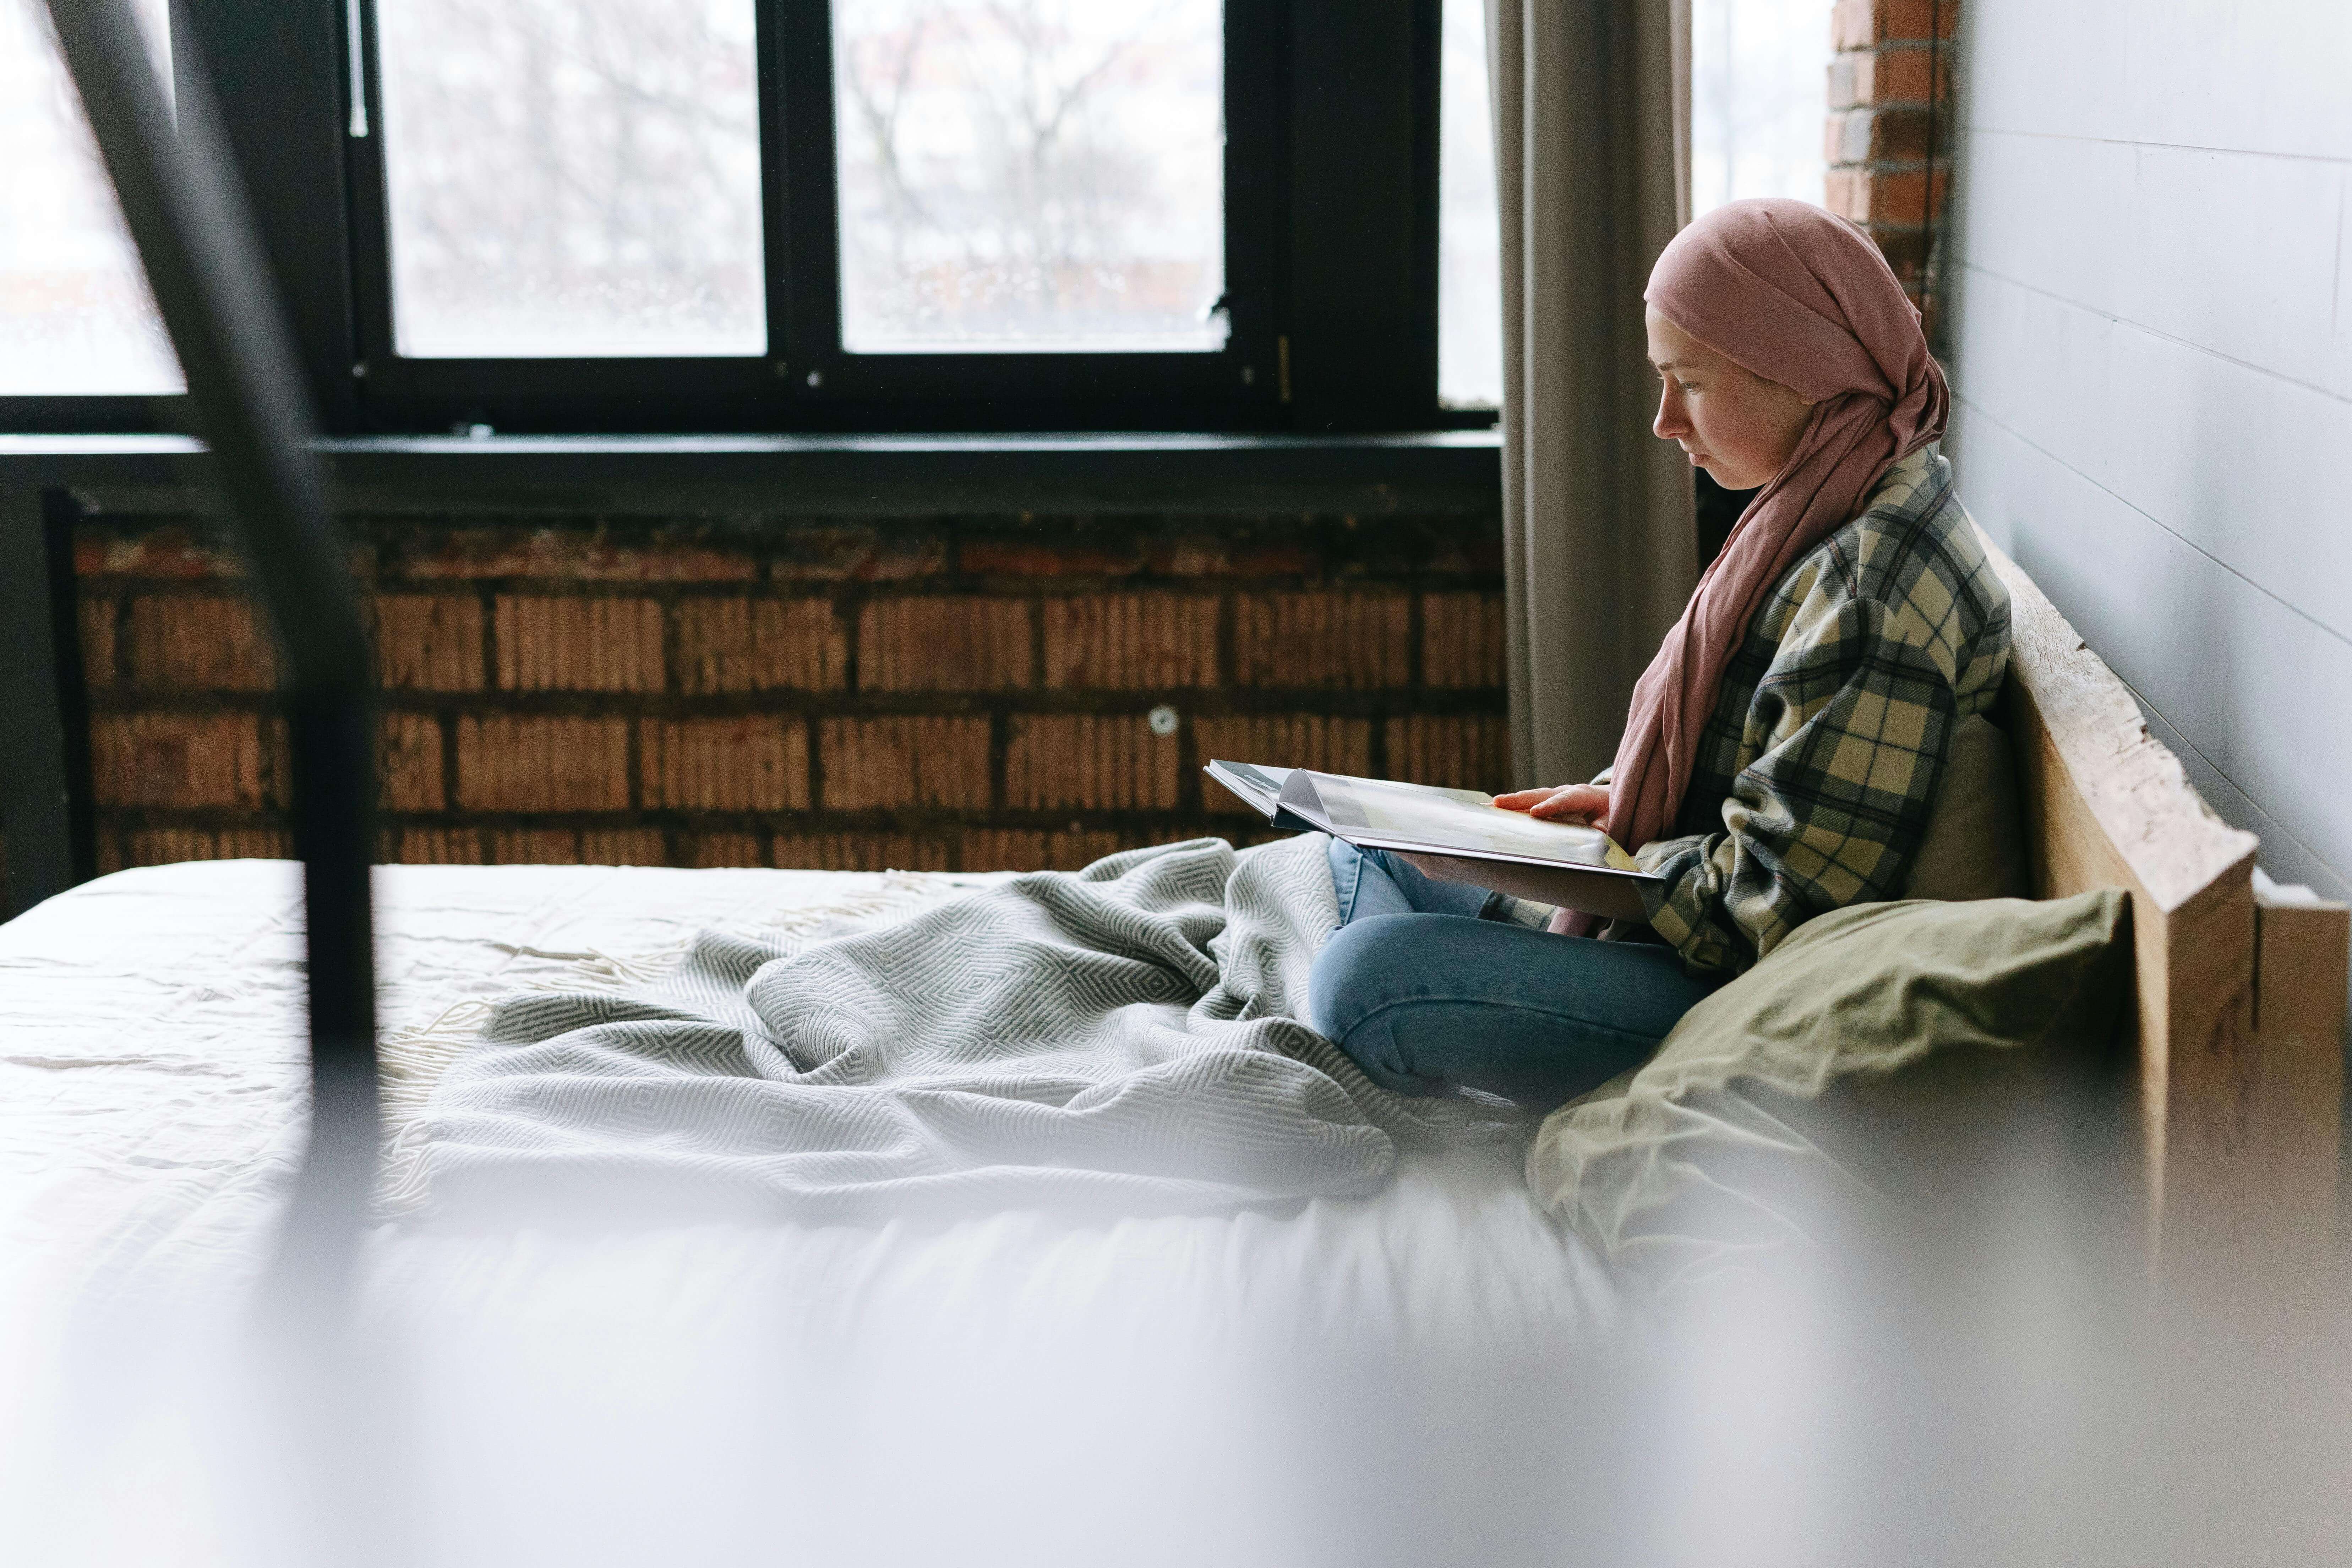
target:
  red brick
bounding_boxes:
[124,594,278,691]
[691,832,771,868]
[641,717,810,812]
[374,594,485,691]
[76,525,242,580]
[858,598,1033,691]
[960,829,1129,872]
[92,713,280,808]
[1004,715,1180,810]
[1233,592,1410,688]
[1384,715,1511,793]
[675,597,845,692]
[1824,166,1948,227]
[818,716,992,810]
[1832,0,1955,50]
[770,527,947,582]
[389,828,483,865]
[380,712,446,812]
[580,829,670,866]
[1144,536,1320,578]
[494,596,665,692]
[488,829,580,865]
[454,716,631,812]
[1826,104,1937,165]
[1422,592,1505,688]
[396,528,756,582]
[959,537,1144,579]
[123,827,291,866]
[79,598,116,689]
[1192,715,1373,814]
[1828,44,1946,109]
[1042,594,1218,689]
[1867,227,1932,290]
[774,832,954,872]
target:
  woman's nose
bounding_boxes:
[1654,384,1686,441]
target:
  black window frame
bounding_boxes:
[2,0,1495,438]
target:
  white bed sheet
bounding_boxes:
[0,860,1625,1567]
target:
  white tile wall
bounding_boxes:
[1948,0,2352,903]
[1964,0,2352,160]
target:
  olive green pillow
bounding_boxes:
[1902,713,2030,902]
[1526,891,2131,1290]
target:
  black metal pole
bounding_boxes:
[42,0,380,1286]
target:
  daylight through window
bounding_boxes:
[1437,0,1501,410]
[376,0,767,359]
[1690,0,1833,215]
[0,0,181,395]
[830,0,1226,355]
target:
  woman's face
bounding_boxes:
[1646,306,1816,491]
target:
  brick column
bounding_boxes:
[1825,0,1956,346]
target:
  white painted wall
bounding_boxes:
[1945,0,2352,912]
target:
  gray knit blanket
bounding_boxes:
[419,836,1502,1222]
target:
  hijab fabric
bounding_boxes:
[1602,197,1949,857]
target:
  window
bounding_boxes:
[375,0,767,359]
[1690,0,1833,215]
[1436,0,1500,410]
[20,0,1494,436]
[0,0,180,397]
[831,0,1227,356]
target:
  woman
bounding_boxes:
[1306,198,2012,1110]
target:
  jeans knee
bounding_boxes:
[1306,918,1436,1094]
[1307,918,1383,1040]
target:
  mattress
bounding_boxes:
[0,860,1624,1567]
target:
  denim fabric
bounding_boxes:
[1309,842,1720,1109]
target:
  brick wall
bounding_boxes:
[72,505,1506,875]
[1826,0,1957,343]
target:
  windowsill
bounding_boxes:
[0,428,1502,518]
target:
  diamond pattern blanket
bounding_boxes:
[420,836,1498,1221]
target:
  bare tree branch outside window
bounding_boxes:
[377,0,766,358]
[832,0,1224,354]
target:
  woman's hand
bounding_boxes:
[1493,783,1610,825]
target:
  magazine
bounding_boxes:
[1203,761,1663,922]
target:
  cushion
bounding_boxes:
[1526,890,2131,1291]
[1901,712,2030,901]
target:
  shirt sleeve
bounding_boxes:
[1630,574,1959,975]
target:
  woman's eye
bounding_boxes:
[1679,381,1700,394]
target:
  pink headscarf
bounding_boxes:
[1603,198,1948,855]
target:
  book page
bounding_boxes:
[1296,771,1636,870]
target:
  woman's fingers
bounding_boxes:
[1495,784,1608,822]
[1527,784,1610,821]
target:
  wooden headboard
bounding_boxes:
[1983,531,2348,1290]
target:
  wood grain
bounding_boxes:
[1975,527,2346,1286]
[2251,885,2350,1292]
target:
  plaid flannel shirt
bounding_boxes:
[1631,445,2012,975]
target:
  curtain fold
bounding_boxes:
[1488,0,1695,788]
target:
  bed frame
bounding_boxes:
[1985,531,2348,1294]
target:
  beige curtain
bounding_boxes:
[1489,0,1695,788]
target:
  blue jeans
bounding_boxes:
[1306,841,1720,1109]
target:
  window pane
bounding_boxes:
[831,0,1226,355]
[1437,0,1501,410]
[376,0,765,359]
[1691,0,1833,215]
[0,0,181,395]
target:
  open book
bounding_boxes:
[1204,761,1663,923]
